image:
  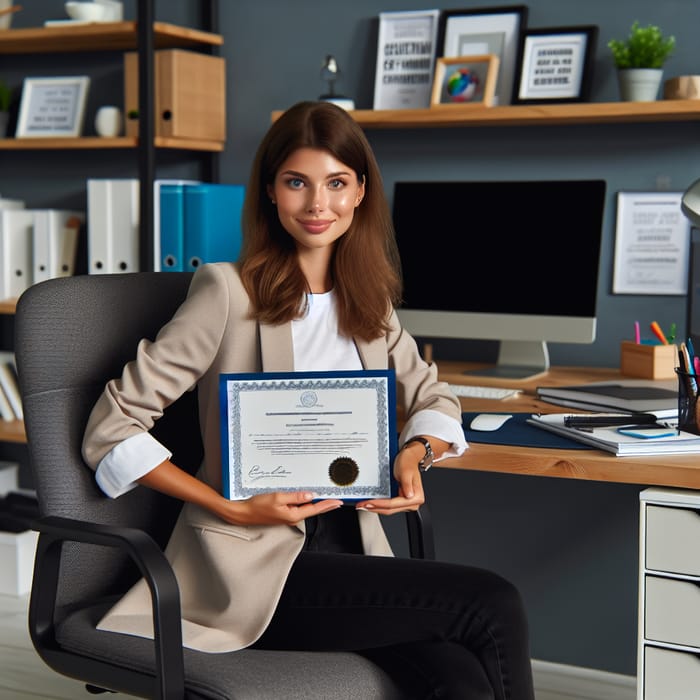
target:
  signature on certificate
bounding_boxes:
[248,465,293,482]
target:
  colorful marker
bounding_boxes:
[650,321,669,345]
[634,321,640,344]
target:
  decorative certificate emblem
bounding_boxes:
[328,457,359,486]
[219,370,397,501]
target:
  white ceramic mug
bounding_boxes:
[94,106,123,137]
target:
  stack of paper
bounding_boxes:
[527,413,700,456]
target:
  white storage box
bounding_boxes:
[0,529,38,596]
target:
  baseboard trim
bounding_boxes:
[532,659,636,700]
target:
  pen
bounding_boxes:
[650,321,669,345]
[634,321,640,344]
[564,414,659,428]
[668,323,677,343]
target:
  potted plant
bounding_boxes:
[608,21,676,101]
[0,79,10,138]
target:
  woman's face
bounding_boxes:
[267,147,365,253]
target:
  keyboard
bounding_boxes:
[448,384,522,400]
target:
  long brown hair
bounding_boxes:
[238,101,402,341]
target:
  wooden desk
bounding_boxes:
[436,364,700,490]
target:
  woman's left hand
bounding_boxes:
[354,447,424,515]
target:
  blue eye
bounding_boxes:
[287,178,304,189]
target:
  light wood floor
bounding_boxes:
[0,592,139,700]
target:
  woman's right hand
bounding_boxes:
[139,459,342,527]
[218,491,344,527]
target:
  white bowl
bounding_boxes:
[64,1,108,22]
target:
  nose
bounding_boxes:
[307,187,327,213]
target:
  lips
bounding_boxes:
[298,219,333,234]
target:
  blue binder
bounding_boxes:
[159,183,186,271]
[183,183,246,271]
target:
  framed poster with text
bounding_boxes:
[373,9,440,110]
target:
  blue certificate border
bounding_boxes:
[219,369,397,501]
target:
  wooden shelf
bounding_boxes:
[272,99,700,128]
[0,299,17,315]
[0,419,26,445]
[0,21,223,54]
[0,136,225,152]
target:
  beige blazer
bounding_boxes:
[82,263,462,652]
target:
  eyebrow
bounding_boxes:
[280,169,352,179]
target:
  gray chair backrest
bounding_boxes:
[15,273,203,612]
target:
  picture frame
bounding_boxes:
[513,26,598,104]
[372,9,440,110]
[612,191,690,296]
[430,55,500,107]
[15,76,90,138]
[437,5,528,106]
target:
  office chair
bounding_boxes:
[14,272,436,700]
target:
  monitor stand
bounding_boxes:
[464,340,550,381]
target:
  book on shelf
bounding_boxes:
[0,352,22,421]
[536,380,678,418]
[527,413,700,456]
[0,379,14,423]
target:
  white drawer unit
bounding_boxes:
[639,488,700,700]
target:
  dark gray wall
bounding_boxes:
[4,0,700,677]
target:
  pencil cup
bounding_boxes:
[620,341,677,379]
[676,369,700,435]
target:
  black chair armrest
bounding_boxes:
[29,515,184,700]
[406,504,435,560]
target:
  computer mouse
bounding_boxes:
[469,413,513,432]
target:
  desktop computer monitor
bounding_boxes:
[393,179,607,379]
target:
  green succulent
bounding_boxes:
[608,21,676,69]
[0,80,10,112]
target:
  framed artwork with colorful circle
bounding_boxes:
[430,54,500,107]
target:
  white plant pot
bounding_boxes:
[617,68,664,102]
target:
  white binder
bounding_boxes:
[87,179,140,274]
[32,209,85,283]
[0,209,34,299]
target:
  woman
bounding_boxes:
[82,100,535,699]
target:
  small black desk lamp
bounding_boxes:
[319,55,355,111]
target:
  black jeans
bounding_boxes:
[252,547,535,699]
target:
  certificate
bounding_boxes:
[612,191,691,295]
[219,370,397,500]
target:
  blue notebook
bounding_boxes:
[183,183,246,271]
